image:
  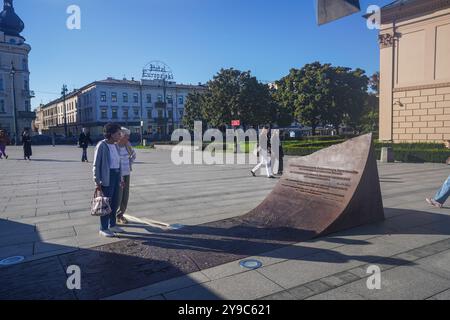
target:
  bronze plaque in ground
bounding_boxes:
[241,133,385,237]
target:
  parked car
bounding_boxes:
[31,135,53,145]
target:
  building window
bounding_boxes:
[23,59,28,71]
[133,108,140,118]
[24,80,29,91]
[123,93,128,103]
[112,92,117,102]
[101,108,108,119]
[167,95,173,104]
[168,110,173,119]
[158,110,163,119]
[157,94,163,102]
[101,92,107,102]
[0,100,5,113]
[25,100,30,111]
[0,77,3,91]
[179,110,184,118]
[133,93,139,103]
[178,96,184,105]
[112,108,118,119]
[147,108,152,119]
[146,94,152,103]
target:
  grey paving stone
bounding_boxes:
[37,227,77,241]
[415,250,450,280]
[379,227,450,252]
[165,271,283,300]
[321,271,361,288]
[310,265,450,300]
[200,260,250,281]
[34,237,79,255]
[0,232,39,248]
[259,291,297,300]
[287,285,316,300]
[330,237,412,266]
[427,289,450,300]
[105,271,210,300]
[145,295,166,300]
[0,242,34,260]
[257,251,359,289]
[304,280,333,295]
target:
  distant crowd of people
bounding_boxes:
[0,128,33,161]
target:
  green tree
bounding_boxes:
[185,68,277,131]
[183,91,206,131]
[360,72,380,134]
[332,67,370,131]
[275,62,333,135]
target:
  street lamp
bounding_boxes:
[61,84,68,137]
[10,62,18,146]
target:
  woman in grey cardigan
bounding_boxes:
[93,123,124,237]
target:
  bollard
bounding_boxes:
[143,139,147,147]
[380,147,394,163]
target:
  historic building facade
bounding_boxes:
[36,78,205,139]
[0,0,34,140]
[379,0,450,142]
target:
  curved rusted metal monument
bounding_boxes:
[240,133,385,238]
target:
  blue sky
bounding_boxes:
[14,0,393,109]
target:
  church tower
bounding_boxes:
[0,0,33,141]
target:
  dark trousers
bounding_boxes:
[81,147,88,162]
[279,156,284,174]
[0,144,6,158]
[100,169,120,231]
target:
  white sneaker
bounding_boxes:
[109,226,124,233]
[99,230,115,238]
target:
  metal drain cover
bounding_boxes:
[239,259,263,270]
[169,224,185,230]
[0,256,25,266]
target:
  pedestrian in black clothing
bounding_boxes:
[278,137,284,175]
[22,128,32,160]
[79,128,93,162]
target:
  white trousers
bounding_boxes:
[252,157,273,177]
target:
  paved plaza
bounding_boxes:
[1,145,450,300]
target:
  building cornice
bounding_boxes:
[393,81,450,92]
[381,0,450,24]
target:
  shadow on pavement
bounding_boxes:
[0,207,449,300]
